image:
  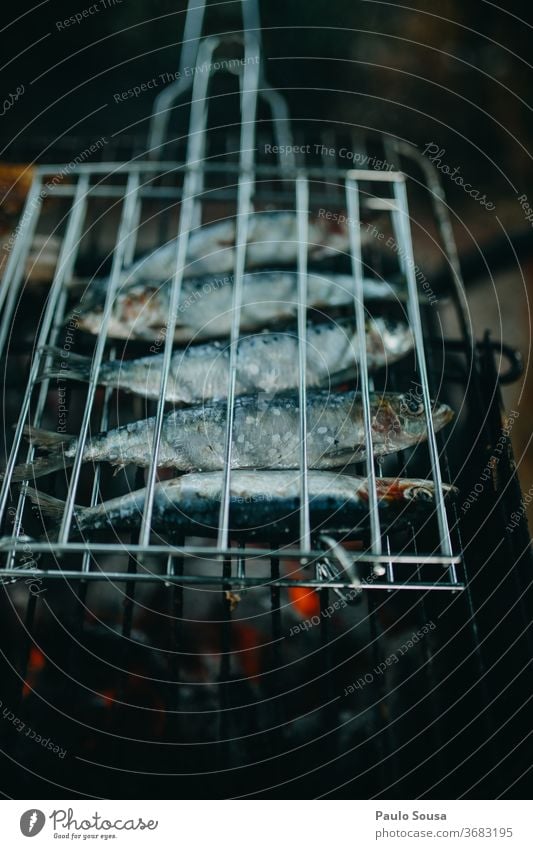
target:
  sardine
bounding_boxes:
[38,318,413,404]
[12,390,453,480]
[74,270,407,342]
[25,472,456,539]
[121,210,354,282]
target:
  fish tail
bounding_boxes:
[24,486,82,537]
[2,426,76,482]
[10,453,74,482]
[22,425,74,449]
[37,346,92,384]
[25,486,66,521]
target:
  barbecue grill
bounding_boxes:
[0,0,531,799]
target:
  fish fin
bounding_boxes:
[9,452,74,482]
[22,424,74,448]
[24,486,82,538]
[25,486,66,520]
[8,428,75,481]
[36,346,92,384]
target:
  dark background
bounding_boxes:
[1,0,531,191]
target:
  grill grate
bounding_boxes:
[0,39,462,591]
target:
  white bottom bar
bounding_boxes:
[2,800,531,847]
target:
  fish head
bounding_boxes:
[75,281,167,340]
[372,392,454,444]
[376,478,457,504]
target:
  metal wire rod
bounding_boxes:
[0,176,44,354]
[345,173,383,565]
[138,36,219,548]
[391,177,454,567]
[0,568,464,591]
[296,173,311,555]
[216,35,261,551]
[58,172,140,543]
[0,174,91,528]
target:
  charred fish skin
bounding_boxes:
[26,471,456,539]
[39,318,413,404]
[121,210,353,283]
[74,270,407,342]
[15,391,453,480]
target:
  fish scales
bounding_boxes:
[74,270,406,342]
[26,471,457,539]
[122,211,354,282]
[39,318,413,404]
[13,390,453,480]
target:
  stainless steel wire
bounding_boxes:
[391,178,455,573]
[345,173,382,567]
[0,30,462,589]
[0,174,90,528]
[138,35,220,548]
[296,173,311,555]
[58,171,140,543]
[216,35,260,551]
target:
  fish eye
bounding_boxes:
[406,485,433,502]
[404,397,425,416]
